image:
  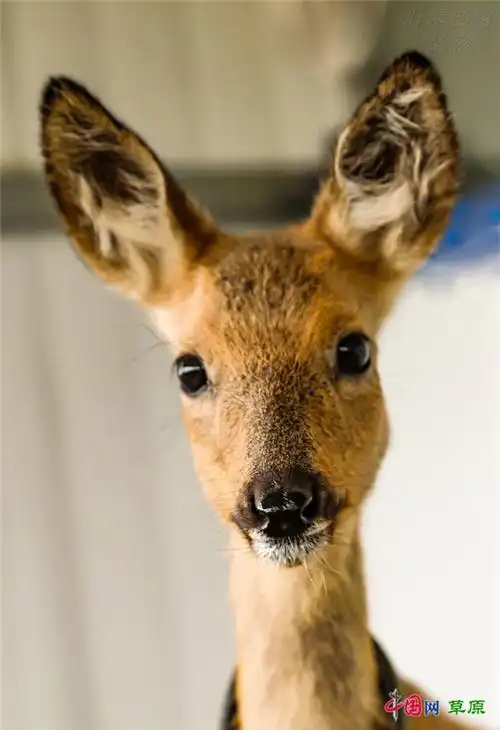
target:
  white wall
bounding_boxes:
[365,262,500,725]
[3,235,499,730]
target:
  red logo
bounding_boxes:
[404,693,423,717]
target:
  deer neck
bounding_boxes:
[229,532,380,730]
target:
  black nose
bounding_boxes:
[251,468,321,539]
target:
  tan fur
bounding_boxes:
[40,53,481,729]
[230,531,378,730]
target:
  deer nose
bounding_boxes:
[251,469,320,539]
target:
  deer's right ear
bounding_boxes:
[40,77,218,302]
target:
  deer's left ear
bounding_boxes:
[311,51,459,274]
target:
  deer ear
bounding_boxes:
[40,77,217,302]
[312,51,460,274]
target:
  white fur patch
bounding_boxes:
[78,174,166,252]
[343,179,413,231]
[332,84,438,235]
[151,307,182,348]
[78,172,186,298]
[249,522,330,567]
[150,276,207,350]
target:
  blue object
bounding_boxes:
[424,182,500,268]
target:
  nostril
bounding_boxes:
[286,479,319,524]
[246,469,325,538]
[258,490,287,513]
[286,490,310,511]
[299,492,318,524]
[249,493,269,528]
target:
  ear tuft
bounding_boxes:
[40,76,165,241]
[335,50,458,234]
[314,51,460,275]
[40,76,218,301]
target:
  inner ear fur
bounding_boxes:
[40,76,218,301]
[312,51,460,274]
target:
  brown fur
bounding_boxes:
[39,52,480,729]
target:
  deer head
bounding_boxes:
[40,51,459,567]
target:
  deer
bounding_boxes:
[40,51,480,730]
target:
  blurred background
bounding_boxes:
[2,2,499,730]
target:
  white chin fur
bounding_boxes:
[249,524,329,566]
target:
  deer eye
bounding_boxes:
[175,354,209,396]
[336,333,371,376]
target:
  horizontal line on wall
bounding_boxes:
[1,161,498,236]
[1,167,323,236]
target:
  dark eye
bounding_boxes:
[175,354,209,396]
[336,333,371,376]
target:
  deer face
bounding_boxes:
[40,52,458,566]
[151,238,391,566]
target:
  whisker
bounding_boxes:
[303,558,318,592]
[140,322,166,346]
[124,341,164,367]
[317,551,344,580]
[216,546,251,555]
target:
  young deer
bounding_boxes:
[40,52,476,730]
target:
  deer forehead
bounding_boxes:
[152,238,362,357]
